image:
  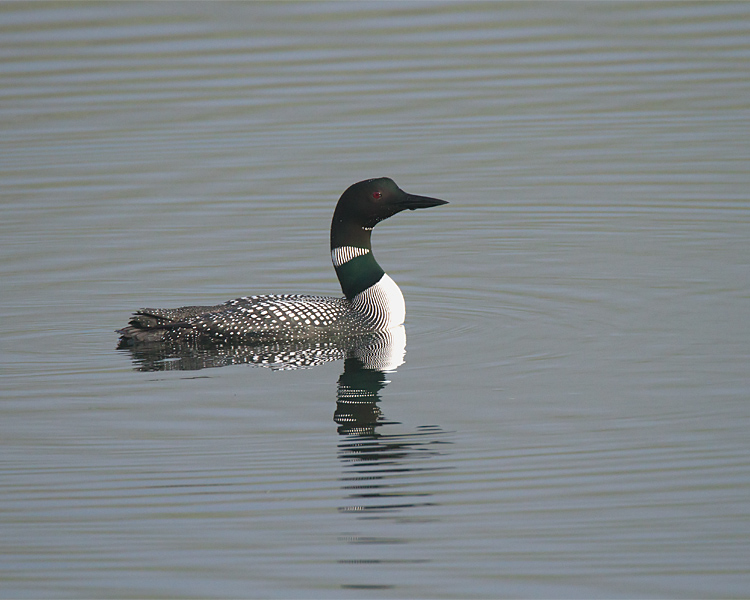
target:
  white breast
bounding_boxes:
[350,273,406,330]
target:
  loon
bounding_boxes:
[117,178,448,345]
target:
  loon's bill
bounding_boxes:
[117,177,448,345]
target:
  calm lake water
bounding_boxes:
[2,2,750,598]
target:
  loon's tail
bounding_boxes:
[116,307,207,345]
[117,325,171,345]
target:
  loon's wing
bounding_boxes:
[189,294,354,340]
[132,305,229,326]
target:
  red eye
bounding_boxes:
[372,191,382,200]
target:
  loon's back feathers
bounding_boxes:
[118,178,447,346]
[120,294,382,344]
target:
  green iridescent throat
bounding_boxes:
[334,252,385,300]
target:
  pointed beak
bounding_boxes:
[401,193,449,211]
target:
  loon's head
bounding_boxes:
[330,178,448,302]
[332,177,448,231]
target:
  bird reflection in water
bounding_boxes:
[119,323,448,434]
[119,324,451,580]
[118,323,408,374]
[119,323,449,451]
[118,322,449,447]
[329,328,450,590]
[331,329,449,513]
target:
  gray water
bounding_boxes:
[2,2,750,598]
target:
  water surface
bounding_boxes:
[2,2,749,598]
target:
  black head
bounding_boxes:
[329,178,449,293]
[332,177,448,233]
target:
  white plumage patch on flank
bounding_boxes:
[351,273,405,330]
[331,246,370,267]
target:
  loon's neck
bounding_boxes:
[330,216,382,300]
[330,213,405,329]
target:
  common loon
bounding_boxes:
[117,178,447,345]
